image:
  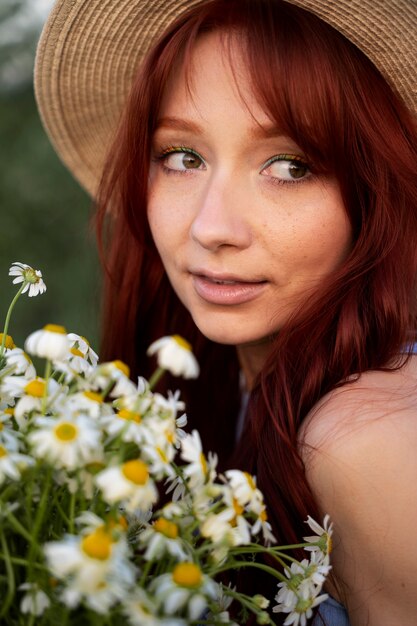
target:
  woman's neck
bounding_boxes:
[236,337,274,390]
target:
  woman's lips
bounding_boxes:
[191,273,267,305]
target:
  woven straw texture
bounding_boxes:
[34,0,417,197]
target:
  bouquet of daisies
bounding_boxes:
[0,262,332,626]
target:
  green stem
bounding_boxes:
[100,379,116,400]
[3,509,41,551]
[27,613,36,626]
[69,490,76,533]
[53,498,71,529]
[148,367,165,390]
[0,364,17,380]
[139,558,154,586]
[213,559,287,583]
[222,587,275,625]
[0,282,26,357]
[0,553,46,570]
[0,525,15,617]
[41,360,52,414]
[27,468,52,579]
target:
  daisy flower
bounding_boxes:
[75,511,128,537]
[2,347,36,378]
[0,410,21,449]
[147,335,199,379]
[44,526,136,613]
[19,582,50,617]
[102,407,146,444]
[274,554,330,608]
[144,411,181,450]
[138,517,188,562]
[25,324,70,361]
[251,506,276,544]
[123,588,187,626]
[224,469,265,515]
[152,389,186,421]
[303,514,333,557]
[92,361,137,397]
[28,414,102,470]
[95,459,158,512]
[0,333,15,351]
[2,376,61,427]
[180,430,218,489]
[9,262,46,297]
[66,390,113,420]
[0,444,34,485]
[200,508,251,558]
[273,581,328,626]
[67,333,99,366]
[152,562,219,620]
[141,440,178,481]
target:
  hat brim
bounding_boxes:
[34,0,417,197]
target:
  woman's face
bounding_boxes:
[148,32,352,346]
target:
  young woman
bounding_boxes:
[35,0,417,623]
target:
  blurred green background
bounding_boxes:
[0,0,100,351]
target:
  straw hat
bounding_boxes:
[34,0,417,197]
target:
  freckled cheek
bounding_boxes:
[147,196,190,268]
[297,216,352,270]
[266,211,352,275]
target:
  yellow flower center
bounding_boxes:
[172,335,192,352]
[172,562,202,588]
[118,515,128,531]
[24,379,46,397]
[0,423,3,432]
[166,431,175,444]
[83,391,103,404]
[154,518,179,539]
[315,532,332,555]
[0,333,15,349]
[200,452,208,475]
[70,348,84,358]
[81,529,112,560]
[260,508,268,522]
[23,268,41,284]
[4,408,14,416]
[54,422,78,442]
[112,360,130,377]
[122,459,148,485]
[233,498,244,517]
[244,471,257,491]
[117,409,141,423]
[326,534,333,555]
[0,445,7,458]
[43,324,67,334]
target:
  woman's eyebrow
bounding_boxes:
[154,116,203,134]
[155,115,283,140]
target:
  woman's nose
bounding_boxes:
[190,173,252,251]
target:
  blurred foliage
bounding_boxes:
[0,87,101,351]
[0,0,101,352]
[0,0,45,92]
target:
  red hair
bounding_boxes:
[96,0,417,611]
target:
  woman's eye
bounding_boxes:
[262,155,310,182]
[160,150,205,171]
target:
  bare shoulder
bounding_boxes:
[299,356,417,626]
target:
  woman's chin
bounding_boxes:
[192,319,275,347]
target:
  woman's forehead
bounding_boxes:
[156,31,276,133]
